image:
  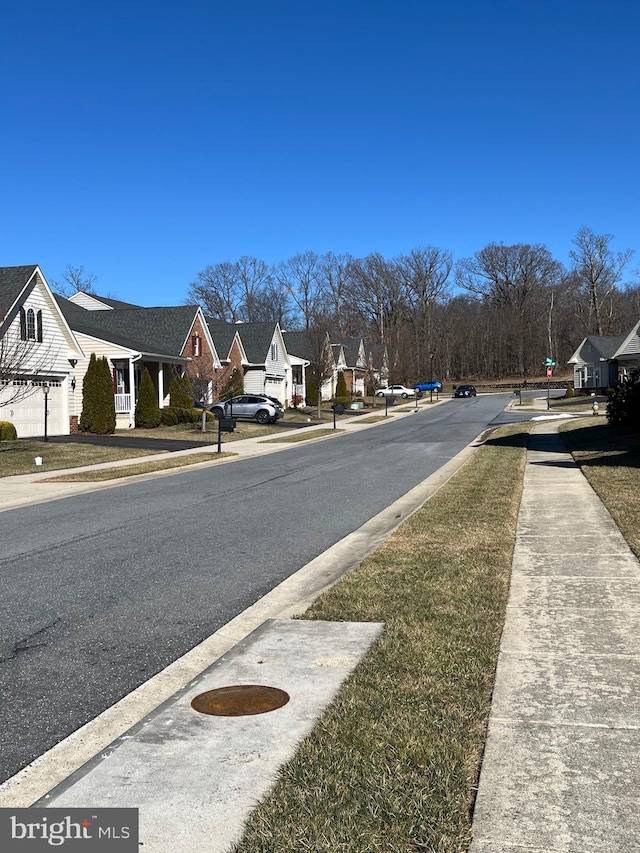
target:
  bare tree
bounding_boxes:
[276,251,325,329]
[457,243,561,375]
[186,257,278,323]
[397,246,452,377]
[0,319,58,405]
[569,227,634,336]
[51,264,98,297]
[318,252,356,338]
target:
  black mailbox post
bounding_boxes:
[217,417,236,452]
[331,403,345,429]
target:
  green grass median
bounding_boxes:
[233,423,531,853]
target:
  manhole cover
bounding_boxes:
[191,685,290,716]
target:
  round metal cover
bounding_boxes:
[191,685,290,716]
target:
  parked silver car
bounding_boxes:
[210,395,284,424]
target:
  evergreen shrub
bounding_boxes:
[79,354,116,434]
[135,367,161,428]
[169,375,194,408]
[335,371,349,405]
[0,421,18,440]
[306,383,319,406]
[160,409,179,426]
[607,369,640,429]
[564,384,574,398]
[219,368,243,400]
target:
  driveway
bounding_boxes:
[42,433,214,452]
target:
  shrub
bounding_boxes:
[335,371,349,405]
[607,369,640,429]
[306,383,319,406]
[169,375,194,409]
[219,368,244,400]
[160,409,179,426]
[192,408,213,423]
[79,354,116,434]
[0,421,18,440]
[135,367,161,428]
[564,384,574,398]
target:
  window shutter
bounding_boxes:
[20,308,26,340]
[37,310,43,342]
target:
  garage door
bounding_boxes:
[264,378,284,401]
[0,379,66,438]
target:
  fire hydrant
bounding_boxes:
[592,400,599,416]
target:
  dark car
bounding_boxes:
[454,384,477,398]
[210,395,284,424]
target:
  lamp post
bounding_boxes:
[429,352,435,404]
[42,382,50,442]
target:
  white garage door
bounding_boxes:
[0,379,66,438]
[264,378,284,400]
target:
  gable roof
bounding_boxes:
[69,292,142,310]
[206,320,245,362]
[568,334,629,364]
[0,265,39,323]
[333,338,366,368]
[212,321,280,364]
[612,320,640,360]
[56,297,198,358]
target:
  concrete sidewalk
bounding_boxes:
[471,421,640,853]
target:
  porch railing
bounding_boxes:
[114,393,131,413]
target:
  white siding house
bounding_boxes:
[0,266,83,437]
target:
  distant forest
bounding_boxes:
[185,227,639,382]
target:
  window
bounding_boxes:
[192,334,201,357]
[26,309,36,340]
[270,343,278,361]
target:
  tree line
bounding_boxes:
[185,228,638,382]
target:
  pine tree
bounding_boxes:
[135,367,161,428]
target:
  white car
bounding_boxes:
[375,384,416,398]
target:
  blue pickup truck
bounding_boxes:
[413,380,443,393]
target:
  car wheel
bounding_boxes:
[211,407,224,419]
[376,391,384,397]
[401,392,408,398]
[256,410,271,425]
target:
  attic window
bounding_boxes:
[26,308,36,340]
[270,343,278,361]
[192,333,201,357]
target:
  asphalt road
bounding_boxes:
[0,393,524,783]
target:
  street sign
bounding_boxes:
[546,367,553,378]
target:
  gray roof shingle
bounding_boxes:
[0,265,38,321]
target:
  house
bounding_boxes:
[56,298,220,428]
[206,321,247,399]
[568,324,640,391]
[227,322,291,404]
[333,338,367,397]
[0,265,83,437]
[612,320,640,380]
[282,330,330,403]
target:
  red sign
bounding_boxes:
[546,367,553,378]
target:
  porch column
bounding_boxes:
[128,359,136,427]
[158,363,164,407]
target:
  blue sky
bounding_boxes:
[2,0,638,305]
